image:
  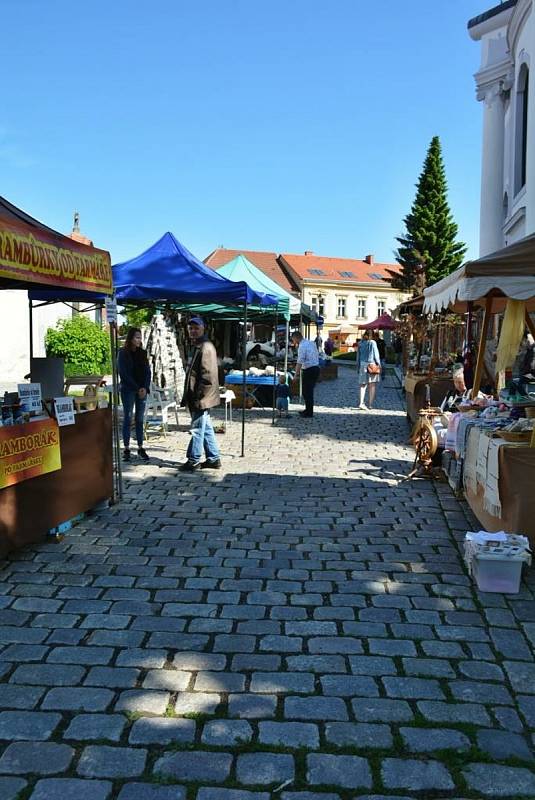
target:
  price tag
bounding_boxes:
[18,383,42,413]
[105,297,117,324]
[54,396,75,426]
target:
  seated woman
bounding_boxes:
[440,365,471,412]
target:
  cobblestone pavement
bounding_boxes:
[1,366,535,799]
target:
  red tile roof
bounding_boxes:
[204,248,299,294]
[279,252,401,286]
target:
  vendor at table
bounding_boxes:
[440,365,472,412]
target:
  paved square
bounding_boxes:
[1,367,534,798]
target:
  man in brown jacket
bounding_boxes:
[179,316,222,472]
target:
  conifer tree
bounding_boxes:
[389,136,466,292]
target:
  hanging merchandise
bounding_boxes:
[495,299,526,378]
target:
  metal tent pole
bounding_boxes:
[29,297,34,363]
[272,307,278,426]
[284,320,289,377]
[109,317,123,501]
[240,300,248,457]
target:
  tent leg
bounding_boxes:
[241,301,248,457]
[29,297,34,364]
[272,309,278,426]
[284,321,289,378]
[110,318,123,501]
[471,296,493,399]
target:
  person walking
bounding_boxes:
[179,316,221,472]
[292,332,320,418]
[373,332,386,377]
[117,327,151,462]
[356,330,381,410]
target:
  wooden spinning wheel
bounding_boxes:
[407,407,442,480]
[414,421,438,461]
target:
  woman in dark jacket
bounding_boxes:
[117,327,151,462]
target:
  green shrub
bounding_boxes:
[45,316,111,377]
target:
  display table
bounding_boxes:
[0,408,113,558]
[464,444,535,546]
[405,373,453,423]
[224,374,278,409]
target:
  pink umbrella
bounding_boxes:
[359,312,398,330]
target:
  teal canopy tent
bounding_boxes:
[216,255,298,321]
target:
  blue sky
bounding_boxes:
[2,0,488,266]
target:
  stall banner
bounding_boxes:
[18,383,42,413]
[54,397,75,427]
[0,217,112,294]
[0,419,61,489]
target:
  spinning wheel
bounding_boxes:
[406,407,442,480]
[414,421,438,462]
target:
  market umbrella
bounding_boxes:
[359,312,398,330]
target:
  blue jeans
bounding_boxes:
[121,389,146,448]
[186,410,220,464]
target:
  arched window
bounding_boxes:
[515,64,529,195]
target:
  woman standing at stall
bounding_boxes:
[356,330,381,410]
[117,327,151,462]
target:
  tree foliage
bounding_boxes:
[390,136,466,292]
[45,316,111,377]
[121,306,154,330]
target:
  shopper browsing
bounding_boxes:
[117,327,151,462]
[356,330,381,410]
[179,316,222,472]
[292,331,320,418]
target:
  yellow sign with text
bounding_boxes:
[0,419,62,489]
[0,217,112,294]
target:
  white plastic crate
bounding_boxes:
[472,552,524,593]
[464,531,531,594]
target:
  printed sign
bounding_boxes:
[17,383,42,413]
[54,396,75,426]
[105,296,117,324]
[0,419,61,489]
[0,217,112,294]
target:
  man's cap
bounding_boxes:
[188,316,205,326]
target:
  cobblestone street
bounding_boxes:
[2,366,535,799]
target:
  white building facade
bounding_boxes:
[469,0,534,255]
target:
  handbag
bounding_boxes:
[367,363,381,375]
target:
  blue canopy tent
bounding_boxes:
[29,232,277,308]
[30,232,279,457]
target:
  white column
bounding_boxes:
[478,83,506,256]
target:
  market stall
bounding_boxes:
[0,195,114,557]
[423,233,535,543]
[394,296,466,423]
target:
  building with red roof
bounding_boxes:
[206,246,408,346]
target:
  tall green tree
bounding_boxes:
[389,136,466,292]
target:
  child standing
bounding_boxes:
[275,375,291,417]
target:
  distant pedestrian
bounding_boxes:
[117,327,151,463]
[373,332,386,377]
[179,316,221,472]
[394,335,403,366]
[275,375,291,417]
[292,332,320,418]
[324,337,334,358]
[357,330,381,410]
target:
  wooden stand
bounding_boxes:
[0,408,113,558]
